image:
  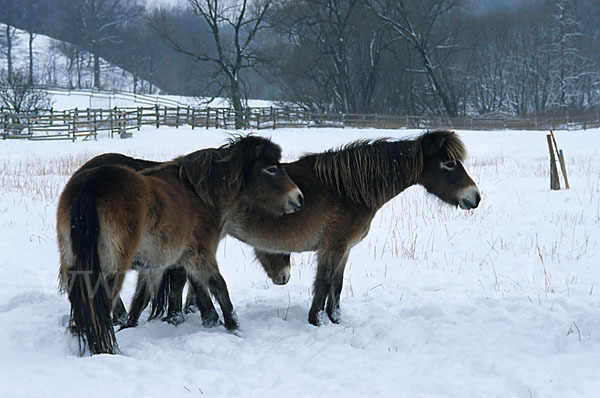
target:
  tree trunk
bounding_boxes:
[6,24,13,83]
[28,32,34,85]
[93,53,101,88]
[230,79,244,130]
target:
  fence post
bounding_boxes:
[137,107,142,131]
[73,108,79,139]
[206,108,210,129]
[93,110,97,138]
[271,106,275,129]
[547,134,560,190]
[176,106,180,128]
[191,108,195,129]
[109,107,114,138]
[155,105,160,128]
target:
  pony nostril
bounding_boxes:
[284,190,304,214]
[297,192,304,209]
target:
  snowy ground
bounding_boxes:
[0,126,599,397]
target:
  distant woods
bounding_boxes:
[1,0,600,117]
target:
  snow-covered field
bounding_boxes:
[0,126,599,397]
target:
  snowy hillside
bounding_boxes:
[0,23,152,93]
[0,127,599,397]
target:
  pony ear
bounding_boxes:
[179,150,221,204]
[420,130,454,158]
[254,143,264,159]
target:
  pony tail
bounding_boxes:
[67,192,117,355]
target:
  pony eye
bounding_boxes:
[442,161,456,170]
[265,165,278,175]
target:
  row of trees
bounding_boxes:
[1,0,600,120]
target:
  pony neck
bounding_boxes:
[372,139,423,207]
[313,138,423,210]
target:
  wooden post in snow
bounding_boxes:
[546,134,560,190]
[549,130,570,189]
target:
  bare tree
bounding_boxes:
[25,0,37,85]
[0,70,52,134]
[61,0,133,89]
[152,0,272,128]
[366,0,463,116]
[266,0,395,113]
[0,0,20,83]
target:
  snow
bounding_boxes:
[0,126,599,397]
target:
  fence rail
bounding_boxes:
[1,106,599,141]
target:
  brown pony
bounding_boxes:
[57,136,303,355]
[177,130,480,326]
[67,152,295,329]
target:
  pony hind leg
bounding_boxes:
[112,296,128,326]
[119,271,152,330]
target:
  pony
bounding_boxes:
[172,130,480,326]
[68,152,295,329]
[57,135,304,355]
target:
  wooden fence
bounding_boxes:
[1,106,599,141]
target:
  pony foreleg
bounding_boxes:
[309,248,348,326]
[188,277,221,328]
[325,254,349,324]
[160,266,187,325]
[207,273,238,331]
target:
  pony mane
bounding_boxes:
[178,135,281,207]
[307,138,423,208]
[307,130,465,208]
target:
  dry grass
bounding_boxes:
[0,154,90,202]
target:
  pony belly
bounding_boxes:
[228,226,321,253]
[134,235,186,271]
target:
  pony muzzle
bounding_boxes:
[271,265,291,285]
[457,186,481,210]
[284,188,304,214]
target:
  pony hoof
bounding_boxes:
[224,319,239,331]
[326,307,341,324]
[162,312,184,326]
[184,304,198,314]
[308,310,324,326]
[328,315,341,324]
[112,314,128,327]
[201,313,221,328]
[223,313,239,331]
[118,320,138,331]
